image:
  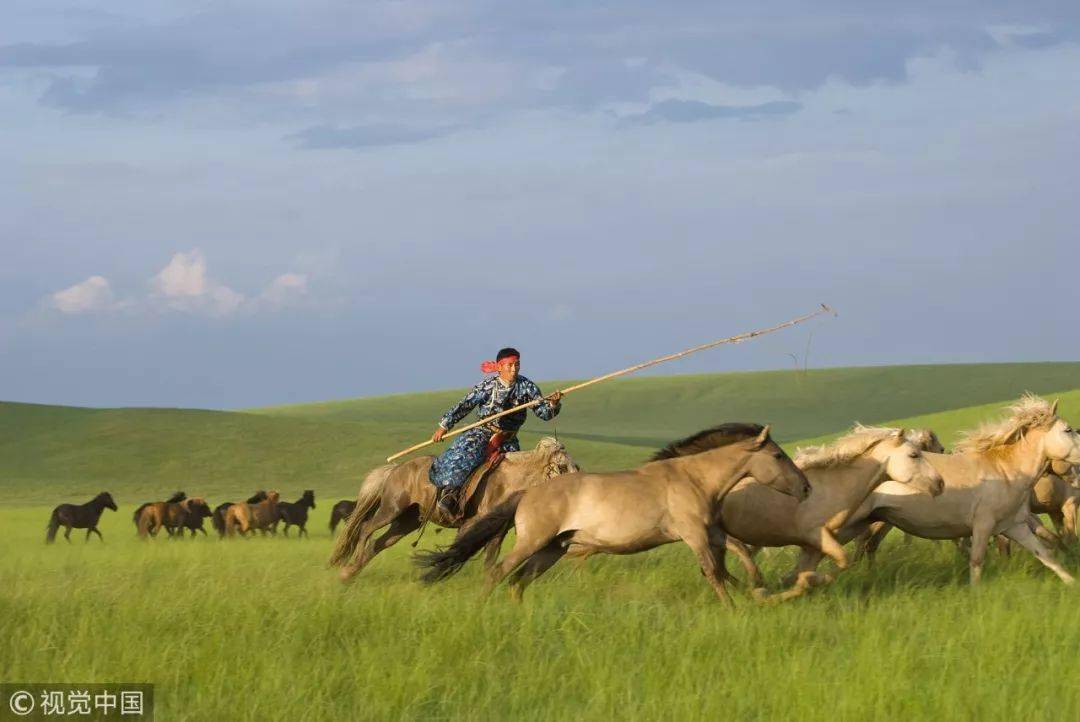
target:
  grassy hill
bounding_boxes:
[253,363,1080,446]
[2,362,1078,504]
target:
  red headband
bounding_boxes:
[481,355,519,373]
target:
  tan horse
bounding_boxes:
[225,491,280,537]
[1029,460,1080,544]
[718,426,944,599]
[415,423,810,605]
[812,395,1080,585]
[331,437,579,582]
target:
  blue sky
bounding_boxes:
[3,2,1079,408]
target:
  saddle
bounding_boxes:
[440,429,514,523]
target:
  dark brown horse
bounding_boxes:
[213,491,267,538]
[329,500,356,534]
[178,499,213,536]
[273,490,315,538]
[46,492,118,543]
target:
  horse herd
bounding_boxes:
[45,488,348,542]
[44,393,1080,606]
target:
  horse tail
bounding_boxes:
[45,507,60,544]
[328,464,395,567]
[133,503,149,531]
[413,491,524,584]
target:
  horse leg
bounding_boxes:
[1031,515,1062,550]
[1001,523,1075,585]
[1062,499,1078,545]
[339,506,410,583]
[995,536,1012,556]
[85,528,92,542]
[64,525,72,542]
[859,522,891,567]
[507,541,568,602]
[724,537,763,588]
[969,517,994,585]
[676,523,733,607]
[819,528,850,570]
[283,524,290,538]
[481,528,509,574]
[484,533,558,597]
[90,527,103,542]
[300,524,308,539]
[368,507,421,559]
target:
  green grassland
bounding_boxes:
[3,363,1080,721]
[3,362,1079,504]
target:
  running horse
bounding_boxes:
[416,424,810,605]
[330,437,579,583]
[46,492,118,543]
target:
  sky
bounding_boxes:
[2,1,1079,409]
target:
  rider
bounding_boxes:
[429,347,563,516]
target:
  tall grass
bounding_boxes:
[2,505,1077,722]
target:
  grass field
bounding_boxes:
[3,364,1080,721]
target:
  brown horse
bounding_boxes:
[213,491,267,537]
[225,491,280,537]
[46,492,118,543]
[133,491,186,537]
[331,437,579,582]
[416,424,810,605]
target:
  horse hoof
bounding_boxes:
[338,568,356,584]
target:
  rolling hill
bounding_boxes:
[1,362,1078,504]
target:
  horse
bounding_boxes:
[133,491,186,537]
[415,423,810,605]
[329,500,357,534]
[716,426,944,601]
[1028,460,1080,545]
[224,491,280,537]
[178,498,213,537]
[811,395,1080,585]
[213,491,267,538]
[331,437,580,583]
[46,492,118,543]
[273,490,316,538]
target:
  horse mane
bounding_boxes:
[907,428,944,453]
[650,423,764,461]
[246,490,268,503]
[165,491,187,503]
[503,436,565,465]
[955,394,1057,453]
[796,425,900,469]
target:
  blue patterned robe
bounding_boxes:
[429,375,561,490]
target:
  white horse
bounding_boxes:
[718,426,943,600]
[800,395,1080,585]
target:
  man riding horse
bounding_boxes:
[430,347,563,516]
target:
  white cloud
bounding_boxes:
[151,249,245,315]
[257,272,308,309]
[50,275,115,314]
[153,249,209,298]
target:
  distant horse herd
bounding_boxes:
[45,394,1080,604]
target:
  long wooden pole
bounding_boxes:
[386,304,834,462]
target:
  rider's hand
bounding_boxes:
[546,391,563,405]
[432,427,447,443]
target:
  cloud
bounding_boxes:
[287,123,455,149]
[622,99,801,125]
[50,275,114,314]
[257,272,308,309]
[3,1,1077,123]
[151,249,245,316]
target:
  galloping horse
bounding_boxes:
[273,490,316,538]
[46,492,118,543]
[329,500,356,534]
[416,424,810,605]
[213,491,267,538]
[224,491,280,537]
[813,395,1080,585]
[717,426,943,601]
[133,491,186,537]
[331,437,579,583]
